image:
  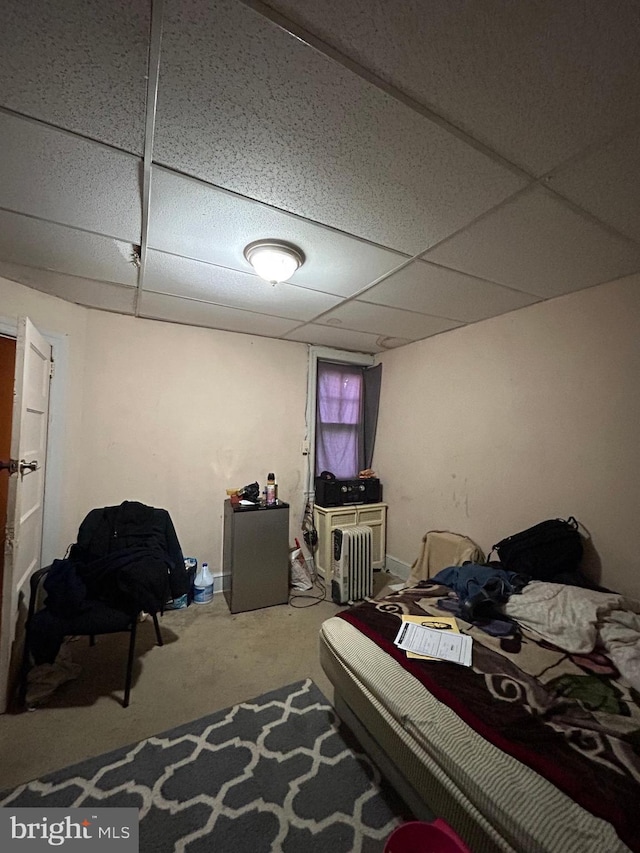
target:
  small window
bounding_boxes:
[315,361,363,478]
[304,347,381,496]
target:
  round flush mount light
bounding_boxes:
[243,240,305,284]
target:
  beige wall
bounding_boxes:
[375,274,640,599]
[77,310,308,572]
[0,277,309,575]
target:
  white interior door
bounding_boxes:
[0,317,52,713]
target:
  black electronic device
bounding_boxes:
[314,476,382,507]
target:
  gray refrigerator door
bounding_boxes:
[223,500,290,613]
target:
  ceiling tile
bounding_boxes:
[547,125,640,243]
[317,301,462,341]
[1,0,636,353]
[0,0,149,154]
[424,186,640,297]
[361,258,540,321]
[144,250,342,319]
[0,112,142,243]
[282,324,400,354]
[0,210,138,287]
[148,167,406,296]
[138,290,302,338]
[0,261,136,313]
[153,0,526,255]
[267,0,640,176]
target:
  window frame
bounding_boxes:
[304,346,374,497]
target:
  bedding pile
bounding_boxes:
[337,581,640,852]
[503,581,640,691]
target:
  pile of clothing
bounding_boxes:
[24,501,189,706]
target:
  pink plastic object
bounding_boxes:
[384,819,473,853]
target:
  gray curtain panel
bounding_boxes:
[362,363,382,471]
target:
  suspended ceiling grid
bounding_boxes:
[0,0,639,354]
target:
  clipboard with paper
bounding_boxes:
[399,615,459,660]
[395,615,472,666]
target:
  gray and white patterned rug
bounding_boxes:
[1,679,410,852]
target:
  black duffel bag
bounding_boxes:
[491,517,583,581]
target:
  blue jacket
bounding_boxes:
[432,563,529,603]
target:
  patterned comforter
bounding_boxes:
[338,582,640,852]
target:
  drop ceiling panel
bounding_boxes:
[282,324,400,355]
[148,167,407,296]
[362,259,540,322]
[139,291,302,337]
[425,186,640,297]
[268,0,640,176]
[0,112,142,243]
[318,301,462,341]
[0,210,138,287]
[144,250,341,319]
[1,1,637,354]
[548,125,640,243]
[0,0,149,154]
[0,261,136,313]
[154,0,526,255]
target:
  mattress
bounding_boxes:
[320,612,633,853]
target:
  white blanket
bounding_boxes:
[503,581,640,691]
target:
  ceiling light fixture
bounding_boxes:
[243,240,305,284]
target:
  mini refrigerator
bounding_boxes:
[223,499,290,614]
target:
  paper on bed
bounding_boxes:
[400,615,460,661]
[394,620,472,666]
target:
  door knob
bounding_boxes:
[0,459,18,475]
[19,459,39,474]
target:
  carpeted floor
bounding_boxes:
[0,679,411,852]
[1,572,402,791]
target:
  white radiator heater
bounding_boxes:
[331,526,373,604]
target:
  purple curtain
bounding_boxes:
[315,361,381,478]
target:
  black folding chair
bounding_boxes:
[19,565,164,708]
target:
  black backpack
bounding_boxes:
[491,517,583,582]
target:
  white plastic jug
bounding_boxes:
[193,562,214,604]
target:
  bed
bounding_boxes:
[319,578,640,853]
